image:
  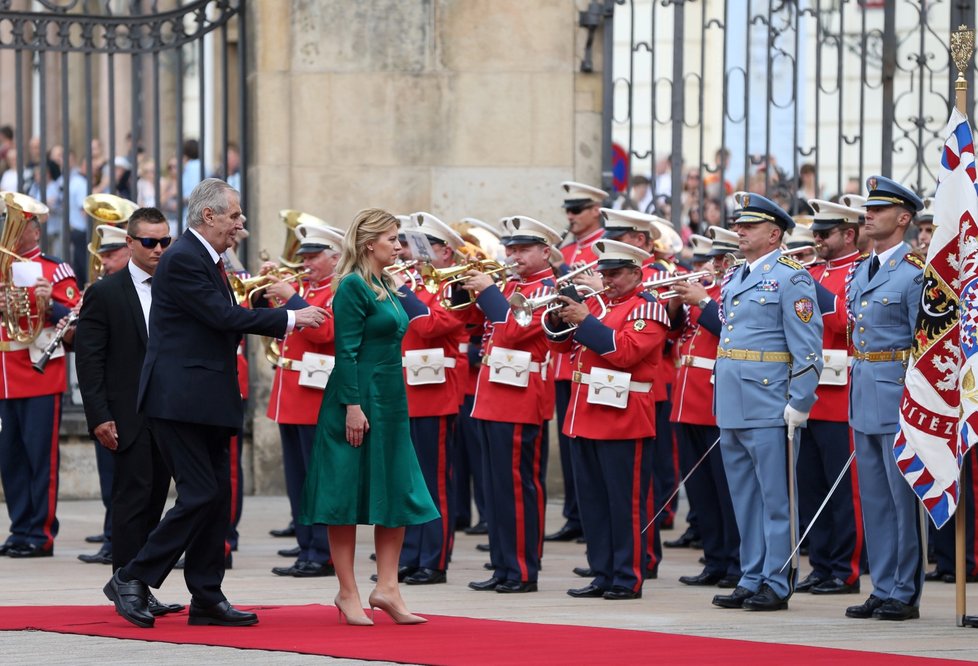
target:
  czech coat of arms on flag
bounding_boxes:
[893,107,978,529]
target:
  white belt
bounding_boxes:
[680,355,715,371]
[459,342,469,353]
[572,371,652,394]
[0,339,31,352]
[402,357,456,368]
[481,355,542,373]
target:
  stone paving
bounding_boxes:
[1,497,976,664]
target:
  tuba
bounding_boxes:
[420,258,514,310]
[85,194,137,281]
[0,192,51,343]
[228,265,311,307]
[277,210,329,267]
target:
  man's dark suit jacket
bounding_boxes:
[137,229,297,429]
[75,266,150,451]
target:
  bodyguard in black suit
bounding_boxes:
[76,208,183,616]
[103,179,327,628]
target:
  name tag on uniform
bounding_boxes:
[487,346,532,388]
[586,366,632,409]
[297,352,334,390]
[403,348,447,385]
[818,349,848,386]
[28,327,65,364]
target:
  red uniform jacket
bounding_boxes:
[0,247,80,398]
[266,281,335,425]
[399,283,466,418]
[554,228,603,382]
[548,286,669,440]
[808,251,858,422]
[670,283,721,426]
[469,268,556,425]
[645,257,684,401]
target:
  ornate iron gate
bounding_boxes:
[594,0,977,227]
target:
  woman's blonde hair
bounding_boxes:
[335,207,401,301]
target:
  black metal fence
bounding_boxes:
[595,0,977,228]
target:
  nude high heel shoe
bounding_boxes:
[368,591,427,625]
[334,595,373,626]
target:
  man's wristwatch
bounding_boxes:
[697,296,712,309]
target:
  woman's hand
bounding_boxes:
[345,404,369,447]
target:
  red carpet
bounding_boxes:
[0,604,969,665]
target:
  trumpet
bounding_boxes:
[228,266,311,306]
[717,252,744,274]
[420,259,515,311]
[510,284,608,336]
[385,260,418,291]
[555,260,597,286]
[642,270,715,301]
[32,311,78,373]
[781,245,820,266]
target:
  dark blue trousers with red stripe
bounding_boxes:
[225,430,244,555]
[478,418,546,584]
[453,394,486,528]
[676,422,740,578]
[797,420,864,584]
[554,380,581,530]
[651,392,678,526]
[402,415,456,571]
[934,447,978,577]
[572,436,653,592]
[0,395,60,551]
[280,423,331,564]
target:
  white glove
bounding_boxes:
[784,404,809,439]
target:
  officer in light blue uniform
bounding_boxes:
[844,175,925,622]
[711,193,823,612]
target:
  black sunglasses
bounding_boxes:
[130,235,172,249]
[565,204,594,215]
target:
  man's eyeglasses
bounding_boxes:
[811,229,838,239]
[130,235,172,249]
[565,204,594,215]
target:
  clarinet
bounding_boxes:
[32,311,78,373]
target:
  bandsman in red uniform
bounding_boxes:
[0,193,80,557]
[669,229,742,588]
[548,239,669,600]
[546,181,609,544]
[462,216,560,593]
[393,212,469,584]
[793,199,866,595]
[263,222,340,578]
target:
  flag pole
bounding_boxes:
[950,24,975,629]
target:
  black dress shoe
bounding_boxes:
[664,530,699,548]
[496,580,538,593]
[644,566,658,580]
[712,586,755,609]
[78,545,113,565]
[743,584,788,611]
[873,598,920,621]
[568,584,606,598]
[679,570,722,586]
[277,546,301,558]
[8,543,52,558]
[103,572,154,628]
[924,568,948,582]
[0,542,19,556]
[483,562,494,570]
[469,576,503,591]
[464,521,488,535]
[716,575,740,589]
[272,560,335,577]
[795,572,826,593]
[147,593,185,617]
[942,573,978,583]
[573,566,594,578]
[370,565,417,583]
[188,600,258,626]
[174,556,185,570]
[811,577,860,595]
[85,533,107,544]
[845,594,886,618]
[603,586,641,600]
[269,524,295,538]
[544,524,583,542]
[475,543,491,552]
[405,568,447,585]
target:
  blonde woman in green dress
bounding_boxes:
[300,208,439,626]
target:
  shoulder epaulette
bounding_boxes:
[625,299,670,327]
[904,252,926,269]
[638,291,658,304]
[777,255,803,270]
[40,253,64,264]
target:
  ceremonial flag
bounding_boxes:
[893,107,978,529]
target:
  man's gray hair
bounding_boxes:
[187,178,237,228]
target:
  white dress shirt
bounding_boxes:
[128,260,153,333]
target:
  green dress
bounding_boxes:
[300,273,439,527]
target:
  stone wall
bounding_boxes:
[246,0,604,495]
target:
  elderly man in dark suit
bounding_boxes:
[76,207,184,616]
[102,179,327,628]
